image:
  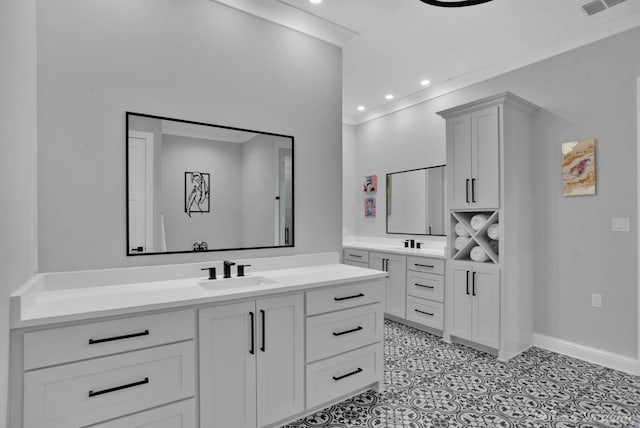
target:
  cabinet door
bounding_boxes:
[471,264,500,349]
[471,106,500,208]
[370,252,406,318]
[447,114,472,209]
[199,302,256,428]
[449,264,473,341]
[256,294,304,427]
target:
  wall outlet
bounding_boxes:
[611,217,630,232]
[591,293,602,308]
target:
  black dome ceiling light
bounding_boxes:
[419,0,494,7]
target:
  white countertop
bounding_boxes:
[343,236,446,259]
[10,253,388,329]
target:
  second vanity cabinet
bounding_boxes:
[369,252,406,319]
[344,248,445,333]
[199,294,304,428]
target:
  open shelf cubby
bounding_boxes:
[450,210,499,264]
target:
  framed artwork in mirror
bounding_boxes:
[185,171,210,217]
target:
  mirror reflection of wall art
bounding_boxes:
[363,175,377,192]
[365,197,376,217]
[562,139,596,196]
[185,171,210,217]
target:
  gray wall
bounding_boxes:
[161,135,242,251]
[342,124,358,236]
[348,27,639,357]
[36,0,343,272]
[0,0,38,423]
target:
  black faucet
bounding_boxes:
[409,239,415,248]
[223,260,236,278]
[237,264,251,277]
[201,267,217,280]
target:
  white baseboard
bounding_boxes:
[533,333,638,375]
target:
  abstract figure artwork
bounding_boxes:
[562,139,596,196]
[363,175,377,192]
[185,171,210,217]
[365,197,376,217]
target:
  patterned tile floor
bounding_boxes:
[283,320,640,428]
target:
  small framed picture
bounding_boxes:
[363,175,377,192]
[365,197,376,217]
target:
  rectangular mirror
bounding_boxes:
[386,165,445,236]
[126,112,294,255]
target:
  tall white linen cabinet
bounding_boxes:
[437,92,540,360]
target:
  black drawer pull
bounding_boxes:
[415,263,435,268]
[332,367,363,381]
[249,312,255,355]
[89,329,150,345]
[415,283,434,289]
[334,293,364,301]
[333,326,363,337]
[349,254,363,258]
[415,309,434,317]
[88,377,149,398]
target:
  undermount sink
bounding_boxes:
[198,275,278,290]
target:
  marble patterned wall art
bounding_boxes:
[562,139,596,196]
[363,175,377,192]
[365,197,376,217]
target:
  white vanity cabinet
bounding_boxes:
[369,251,406,318]
[446,106,500,210]
[305,280,385,409]
[198,293,304,428]
[449,262,500,349]
[21,310,196,428]
[406,256,446,331]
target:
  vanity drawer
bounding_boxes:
[407,256,445,275]
[306,303,383,363]
[343,249,369,264]
[23,341,195,428]
[24,309,195,370]
[306,343,382,409]
[90,399,195,428]
[306,280,385,316]
[406,271,444,302]
[406,297,444,330]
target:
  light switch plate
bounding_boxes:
[611,217,630,232]
[592,293,602,308]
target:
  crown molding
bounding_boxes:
[211,0,358,47]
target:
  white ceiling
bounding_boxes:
[215,0,640,124]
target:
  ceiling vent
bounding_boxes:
[581,0,626,15]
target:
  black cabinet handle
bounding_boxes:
[260,309,266,352]
[349,254,362,258]
[471,178,476,203]
[415,309,434,317]
[249,312,255,355]
[332,367,363,381]
[472,272,477,296]
[466,271,470,295]
[88,377,149,398]
[415,283,434,289]
[332,326,363,337]
[334,293,364,301]
[415,263,435,269]
[88,329,149,345]
[466,179,470,203]
[130,246,144,252]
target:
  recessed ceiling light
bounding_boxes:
[421,79,431,86]
[310,0,322,3]
[385,94,394,100]
[357,106,365,112]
